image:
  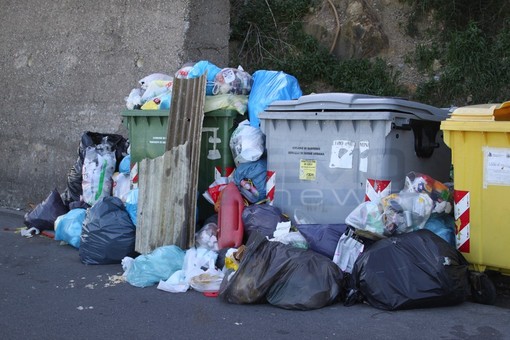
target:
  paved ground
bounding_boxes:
[1,207,510,339]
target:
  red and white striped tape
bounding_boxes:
[454,190,470,253]
[365,179,391,203]
[130,162,138,189]
[214,166,235,181]
[266,170,276,205]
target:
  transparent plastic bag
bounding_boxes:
[212,67,253,95]
[229,120,265,166]
[81,141,116,206]
[380,192,434,235]
[345,201,386,236]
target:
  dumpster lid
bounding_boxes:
[262,92,449,122]
[448,102,510,121]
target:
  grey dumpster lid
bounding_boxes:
[260,92,449,122]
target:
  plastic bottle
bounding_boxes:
[217,182,244,249]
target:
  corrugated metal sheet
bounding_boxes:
[135,75,206,253]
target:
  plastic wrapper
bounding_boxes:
[219,233,343,310]
[140,79,173,105]
[203,177,230,208]
[125,88,142,110]
[345,201,386,236]
[82,141,116,206]
[141,91,171,110]
[112,172,130,202]
[189,269,224,293]
[54,208,86,249]
[351,229,470,310]
[182,248,219,285]
[175,63,194,79]
[380,192,433,235]
[195,222,219,251]
[247,70,302,127]
[204,94,248,114]
[212,67,253,95]
[138,73,172,88]
[229,120,265,166]
[332,228,364,273]
[402,171,452,214]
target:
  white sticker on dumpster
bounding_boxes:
[483,147,510,187]
[330,140,355,168]
[359,141,369,173]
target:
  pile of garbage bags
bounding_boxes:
[20,59,473,312]
[124,60,302,129]
[23,130,138,265]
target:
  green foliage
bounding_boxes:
[230,0,510,106]
[229,0,405,97]
[407,13,510,106]
[411,43,440,73]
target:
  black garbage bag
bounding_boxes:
[241,203,288,242]
[24,189,69,231]
[296,224,348,259]
[351,229,470,310]
[79,196,136,265]
[219,232,343,310]
[62,131,129,207]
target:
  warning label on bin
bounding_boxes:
[299,159,316,181]
[330,140,355,169]
[483,147,510,187]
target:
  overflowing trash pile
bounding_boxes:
[21,59,474,312]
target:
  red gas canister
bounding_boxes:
[217,182,244,249]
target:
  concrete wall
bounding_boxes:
[0,0,230,210]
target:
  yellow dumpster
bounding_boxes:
[441,101,510,304]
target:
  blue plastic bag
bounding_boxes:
[125,245,186,288]
[54,208,87,249]
[233,158,267,203]
[119,154,131,174]
[125,188,138,226]
[247,70,302,127]
[424,213,456,247]
[188,60,222,95]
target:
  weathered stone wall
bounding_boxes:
[0,0,230,209]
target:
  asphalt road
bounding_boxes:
[1,207,510,340]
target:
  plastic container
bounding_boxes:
[259,92,451,225]
[217,182,244,249]
[121,109,168,163]
[198,110,243,221]
[121,108,243,221]
[441,101,510,304]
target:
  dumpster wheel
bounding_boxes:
[470,272,497,305]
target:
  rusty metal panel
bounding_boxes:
[135,75,206,253]
[135,143,190,253]
[166,75,207,248]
